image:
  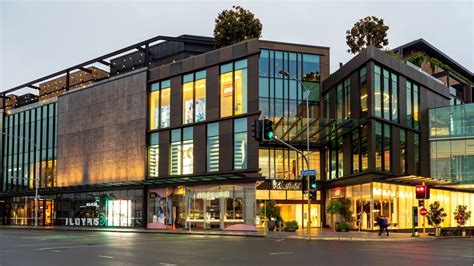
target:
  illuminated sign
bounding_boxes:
[194,191,230,200]
[271,180,302,191]
[79,199,100,209]
[332,187,345,198]
[65,213,107,226]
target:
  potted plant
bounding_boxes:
[326,198,352,232]
[284,220,299,232]
[263,200,281,231]
[336,221,352,232]
[454,205,471,237]
[426,201,447,237]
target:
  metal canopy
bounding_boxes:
[0,173,262,198]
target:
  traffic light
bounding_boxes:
[415,185,430,199]
[309,175,317,191]
[263,119,274,141]
[309,190,317,201]
[251,119,263,142]
[301,175,308,194]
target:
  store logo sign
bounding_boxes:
[194,191,230,200]
[272,180,301,191]
[80,200,100,209]
[65,213,107,227]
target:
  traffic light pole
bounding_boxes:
[273,136,311,237]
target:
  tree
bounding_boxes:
[426,201,447,227]
[214,6,262,48]
[346,16,389,54]
[454,205,471,227]
[326,198,352,230]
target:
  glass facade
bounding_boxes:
[259,49,320,142]
[6,189,143,227]
[220,59,247,117]
[430,103,474,182]
[327,183,474,230]
[182,70,206,124]
[148,184,256,230]
[2,102,58,191]
[259,148,320,180]
[149,80,171,129]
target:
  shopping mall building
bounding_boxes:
[0,35,472,231]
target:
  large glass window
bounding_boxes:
[374,65,382,118]
[234,118,247,170]
[207,123,219,172]
[182,70,206,124]
[148,133,159,177]
[375,121,383,171]
[220,60,247,117]
[360,66,368,118]
[383,124,391,172]
[149,80,170,129]
[391,73,398,122]
[170,127,194,175]
[406,80,420,129]
[352,128,360,174]
[400,129,406,174]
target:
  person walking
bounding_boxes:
[378,215,389,236]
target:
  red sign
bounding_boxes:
[419,207,428,216]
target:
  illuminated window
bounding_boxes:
[374,65,382,118]
[391,73,398,122]
[220,59,247,117]
[170,127,193,176]
[375,121,383,171]
[234,118,247,169]
[149,80,170,129]
[182,70,206,124]
[148,133,159,177]
[400,129,406,174]
[207,123,219,172]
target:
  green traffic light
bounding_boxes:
[268,131,274,138]
[311,184,316,189]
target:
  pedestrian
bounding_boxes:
[378,215,389,236]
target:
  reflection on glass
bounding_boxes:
[161,87,170,128]
[195,79,206,122]
[183,81,194,124]
[220,72,233,117]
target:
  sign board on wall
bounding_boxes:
[257,180,302,191]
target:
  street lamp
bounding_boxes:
[1,132,40,227]
[279,70,312,236]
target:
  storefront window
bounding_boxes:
[234,118,247,170]
[207,123,219,172]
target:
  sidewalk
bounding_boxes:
[0,225,436,241]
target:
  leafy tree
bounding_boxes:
[214,6,262,48]
[346,16,389,54]
[454,205,471,227]
[426,201,447,227]
[326,198,352,222]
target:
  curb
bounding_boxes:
[0,226,265,238]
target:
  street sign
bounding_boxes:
[419,207,428,216]
[301,169,316,176]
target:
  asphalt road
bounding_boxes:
[0,229,473,266]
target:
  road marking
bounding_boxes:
[270,252,294,255]
[439,258,457,260]
[159,263,177,266]
[98,255,113,259]
[50,250,61,253]
[1,250,15,253]
[275,239,284,242]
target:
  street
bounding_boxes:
[0,229,473,266]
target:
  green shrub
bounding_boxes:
[284,220,299,230]
[336,221,352,231]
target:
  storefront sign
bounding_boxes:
[194,191,230,200]
[65,213,107,226]
[79,200,100,209]
[271,180,302,191]
[332,187,345,198]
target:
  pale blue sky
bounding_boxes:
[1,0,473,92]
